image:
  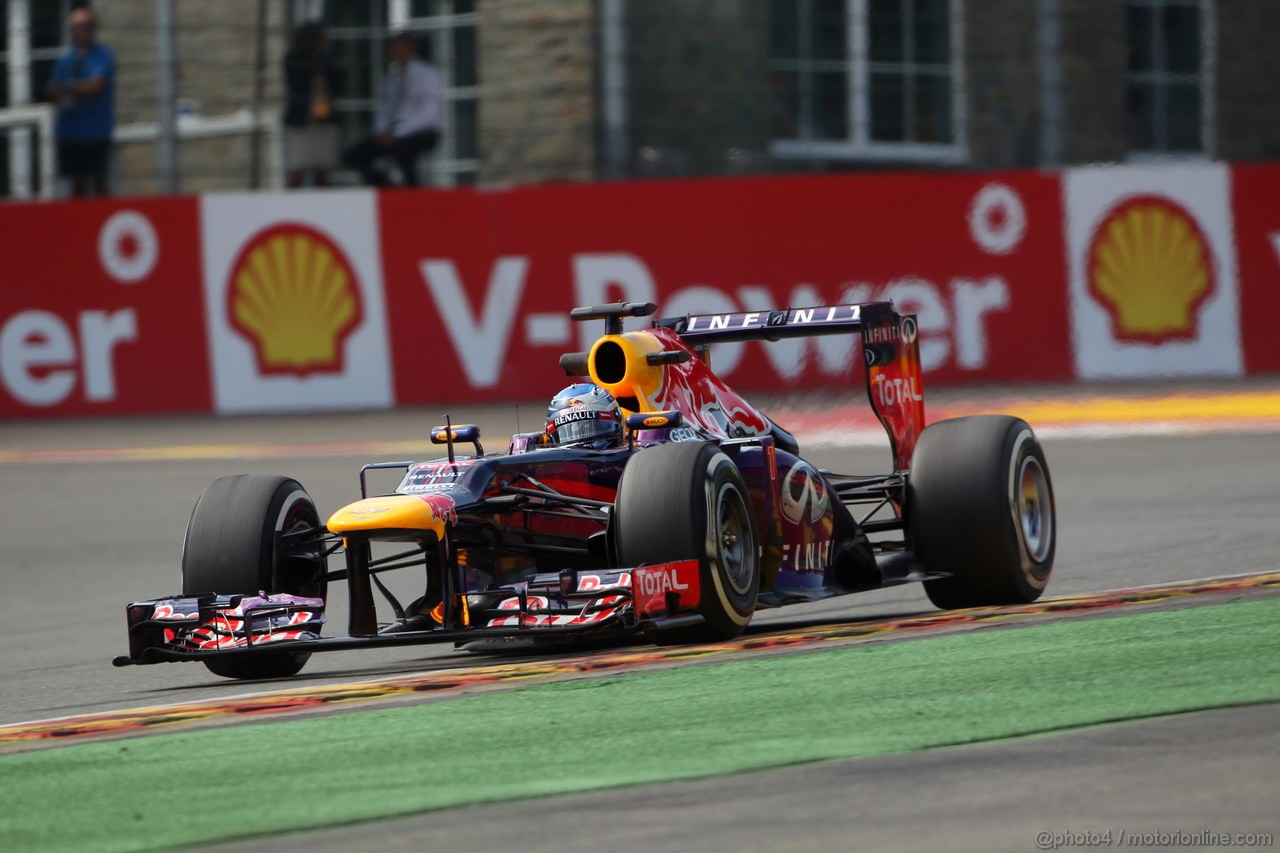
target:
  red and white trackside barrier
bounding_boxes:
[3,163,1278,418]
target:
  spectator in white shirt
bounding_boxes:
[342,32,442,186]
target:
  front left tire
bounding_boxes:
[182,474,326,679]
[613,441,760,643]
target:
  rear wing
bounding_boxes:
[654,303,865,343]
[657,301,925,471]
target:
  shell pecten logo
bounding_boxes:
[226,223,363,375]
[1086,195,1214,344]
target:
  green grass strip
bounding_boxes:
[4,597,1279,852]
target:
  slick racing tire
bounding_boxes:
[907,416,1055,610]
[182,474,327,680]
[614,441,759,643]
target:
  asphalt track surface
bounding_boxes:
[2,380,1278,849]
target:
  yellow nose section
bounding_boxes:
[327,495,449,536]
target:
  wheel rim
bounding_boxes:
[716,484,753,596]
[1016,456,1053,564]
[275,494,325,597]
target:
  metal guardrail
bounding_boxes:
[113,107,284,190]
[0,104,55,200]
[0,104,286,198]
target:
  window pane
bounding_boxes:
[327,0,380,28]
[869,0,904,63]
[770,70,800,138]
[33,58,56,99]
[913,0,950,64]
[870,71,906,141]
[453,99,477,159]
[332,36,378,105]
[769,0,801,61]
[32,1,66,51]
[33,127,47,194]
[1125,81,1156,151]
[453,25,477,86]
[1163,4,1201,74]
[810,71,849,139]
[1126,4,1154,72]
[410,0,477,15]
[914,73,952,142]
[1166,82,1202,151]
[337,107,375,149]
[414,31,437,64]
[812,0,847,61]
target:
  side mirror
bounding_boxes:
[625,411,683,431]
[431,423,483,457]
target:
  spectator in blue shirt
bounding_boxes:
[46,8,116,197]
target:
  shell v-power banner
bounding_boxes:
[2,163,1278,417]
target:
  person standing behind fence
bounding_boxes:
[45,7,116,197]
[283,21,343,188]
[341,32,441,187]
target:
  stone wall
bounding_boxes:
[963,0,1041,169]
[625,0,771,178]
[1058,0,1130,165]
[477,0,597,184]
[93,0,287,194]
[1215,0,1280,162]
[30,0,1280,193]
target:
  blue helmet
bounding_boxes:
[546,383,623,449]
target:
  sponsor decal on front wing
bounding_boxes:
[632,560,700,617]
[161,594,326,651]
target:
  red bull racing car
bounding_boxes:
[115,301,1056,680]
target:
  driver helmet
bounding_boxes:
[546,383,623,449]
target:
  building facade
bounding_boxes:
[1,0,1276,197]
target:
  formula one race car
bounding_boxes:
[115,301,1055,680]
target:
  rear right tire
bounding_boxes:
[906,416,1055,610]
